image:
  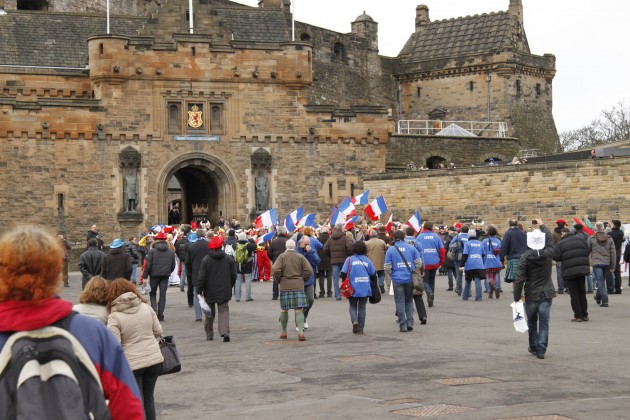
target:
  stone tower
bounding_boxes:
[351,11,378,52]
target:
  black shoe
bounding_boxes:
[600,303,608,307]
[195,319,202,322]
[188,304,193,308]
[246,298,254,302]
[557,291,564,294]
[314,295,318,299]
[446,288,453,291]
[536,353,545,359]
[327,292,333,298]
[336,297,342,301]
[319,292,325,298]
[206,335,213,341]
[399,327,408,333]
[407,326,413,331]
[222,334,230,342]
[428,295,434,307]
[272,297,278,300]
[614,291,622,294]
[352,322,359,334]
[582,317,589,321]
[379,285,385,294]
[420,317,427,325]
[64,284,70,288]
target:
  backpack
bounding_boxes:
[234,243,249,264]
[447,237,462,261]
[0,312,111,420]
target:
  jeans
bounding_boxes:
[463,277,482,301]
[555,261,564,292]
[423,269,436,297]
[496,271,502,290]
[235,272,252,301]
[348,297,368,332]
[446,266,456,289]
[455,261,463,294]
[524,298,552,355]
[149,277,168,320]
[133,363,161,420]
[586,273,594,292]
[303,284,315,319]
[131,263,138,284]
[593,265,609,304]
[565,276,588,319]
[318,269,332,295]
[193,286,202,321]
[393,282,414,329]
[377,270,385,287]
[332,263,343,299]
[180,264,187,291]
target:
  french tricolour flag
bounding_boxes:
[364,195,388,221]
[344,216,358,231]
[337,196,355,216]
[407,211,422,234]
[385,213,394,232]
[330,207,346,226]
[297,213,317,228]
[254,208,278,229]
[256,230,276,245]
[351,190,369,205]
[284,206,304,232]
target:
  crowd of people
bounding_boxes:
[0,213,626,417]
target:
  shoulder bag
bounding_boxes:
[159,335,181,375]
[339,258,354,299]
[394,245,424,294]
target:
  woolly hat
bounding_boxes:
[238,232,247,241]
[208,236,224,249]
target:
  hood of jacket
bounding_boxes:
[210,249,227,260]
[523,248,549,267]
[109,291,143,314]
[0,298,72,332]
[153,240,170,251]
[330,230,346,240]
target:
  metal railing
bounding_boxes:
[397,120,508,138]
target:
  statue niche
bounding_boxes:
[119,148,142,213]
[251,148,272,215]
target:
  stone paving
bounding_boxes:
[61,271,630,420]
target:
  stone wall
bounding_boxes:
[4,0,159,15]
[364,158,630,231]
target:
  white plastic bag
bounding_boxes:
[511,301,529,333]
[140,281,151,296]
[198,295,213,317]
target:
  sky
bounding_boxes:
[233,0,630,134]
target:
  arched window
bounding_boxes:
[17,0,48,10]
[300,33,311,42]
[211,105,222,131]
[168,103,181,133]
[333,42,345,60]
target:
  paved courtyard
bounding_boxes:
[62,271,630,420]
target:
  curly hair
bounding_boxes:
[0,225,63,303]
[107,278,145,310]
[79,276,110,305]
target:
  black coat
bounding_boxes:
[267,235,289,263]
[145,241,176,279]
[513,225,557,301]
[101,247,132,280]
[78,247,105,282]
[197,250,237,304]
[317,232,331,270]
[185,239,210,287]
[174,236,190,261]
[553,232,591,279]
[124,243,140,265]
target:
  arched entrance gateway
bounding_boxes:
[156,153,238,226]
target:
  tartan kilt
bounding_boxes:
[505,258,520,280]
[280,290,308,310]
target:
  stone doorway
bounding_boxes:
[157,153,238,226]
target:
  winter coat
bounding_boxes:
[323,229,354,265]
[86,229,104,250]
[101,247,133,280]
[78,246,105,282]
[0,298,144,419]
[107,292,163,371]
[553,232,591,279]
[185,238,210,288]
[267,235,289,263]
[272,250,313,291]
[365,236,387,270]
[73,303,109,324]
[608,227,624,256]
[235,239,257,274]
[124,242,140,265]
[513,225,557,301]
[500,226,528,260]
[588,232,616,269]
[197,249,238,304]
[174,236,190,261]
[145,240,176,279]
[296,245,321,286]
[316,232,332,270]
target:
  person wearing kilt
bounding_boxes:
[500,218,528,284]
[271,239,313,341]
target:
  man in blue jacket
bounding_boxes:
[415,222,446,308]
[385,230,422,332]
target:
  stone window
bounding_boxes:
[300,33,311,42]
[210,104,223,133]
[350,183,355,197]
[333,42,345,61]
[417,87,421,97]
[328,183,333,199]
[535,83,542,95]
[516,80,521,94]
[168,103,181,133]
[469,81,475,91]
[17,0,48,10]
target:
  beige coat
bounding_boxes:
[73,303,109,325]
[107,292,163,371]
[365,237,387,270]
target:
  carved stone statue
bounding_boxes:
[124,170,138,212]
[255,171,268,211]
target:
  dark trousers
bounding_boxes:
[423,269,437,296]
[413,293,427,322]
[273,278,279,299]
[133,362,161,420]
[303,285,315,320]
[317,269,332,295]
[61,260,69,286]
[566,276,588,319]
[149,277,168,321]
[187,273,194,307]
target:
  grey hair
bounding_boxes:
[276,226,287,236]
[285,239,296,250]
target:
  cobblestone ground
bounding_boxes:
[62,272,630,420]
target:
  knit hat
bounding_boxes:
[208,236,224,249]
[238,233,247,241]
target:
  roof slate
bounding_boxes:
[0,11,143,67]
[214,8,289,43]
[400,12,526,62]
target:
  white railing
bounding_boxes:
[397,120,508,138]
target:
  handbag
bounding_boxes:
[158,336,181,375]
[369,274,381,304]
[394,245,424,294]
[339,258,354,299]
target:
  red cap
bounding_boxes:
[208,236,224,249]
[154,231,167,240]
[555,219,567,226]
[454,222,463,230]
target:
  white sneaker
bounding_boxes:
[304,322,309,330]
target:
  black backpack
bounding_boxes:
[0,312,111,420]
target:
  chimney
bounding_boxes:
[415,5,430,32]
[508,0,523,26]
[258,0,283,9]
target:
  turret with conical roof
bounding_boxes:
[351,11,378,51]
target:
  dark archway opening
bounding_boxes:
[17,0,49,10]
[167,165,220,225]
[426,156,447,169]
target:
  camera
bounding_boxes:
[532,220,537,224]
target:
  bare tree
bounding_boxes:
[560,101,630,151]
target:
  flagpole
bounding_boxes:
[291,0,295,41]
[106,0,110,34]
[189,0,194,34]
